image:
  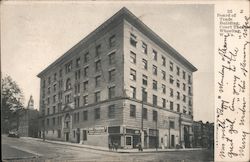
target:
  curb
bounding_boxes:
[44,139,204,153]
[22,137,206,154]
[2,155,39,161]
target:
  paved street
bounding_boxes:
[2,135,213,162]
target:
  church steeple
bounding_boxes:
[27,95,34,109]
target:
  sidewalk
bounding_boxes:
[22,137,204,153]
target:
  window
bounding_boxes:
[108,86,115,99]
[84,52,89,63]
[142,42,147,54]
[83,81,88,91]
[48,77,51,85]
[53,95,56,103]
[183,83,186,91]
[43,79,46,88]
[177,104,180,112]
[95,91,101,102]
[162,56,166,66]
[95,108,100,119]
[74,96,80,108]
[170,61,173,71]
[170,101,174,110]
[47,108,50,115]
[153,65,157,75]
[153,95,157,106]
[84,66,89,77]
[130,69,136,81]
[53,84,57,92]
[83,95,88,106]
[109,69,116,82]
[130,33,137,47]
[65,62,72,73]
[176,80,180,88]
[58,103,62,112]
[130,104,136,117]
[76,58,81,67]
[152,50,157,61]
[65,94,71,103]
[96,45,101,57]
[177,91,180,100]
[108,105,115,119]
[189,98,192,106]
[153,110,158,121]
[170,121,175,129]
[59,69,62,77]
[48,87,50,94]
[161,70,166,80]
[95,60,101,72]
[142,108,147,120]
[130,51,136,64]
[95,75,101,87]
[66,78,71,90]
[183,71,186,79]
[109,35,116,48]
[188,75,192,84]
[109,52,115,65]
[162,98,166,108]
[83,110,88,121]
[142,88,147,102]
[176,66,180,75]
[130,86,136,99]
[47,98,50,105]
[170,88,174,97]
[142,59,148,70]
[54,73,57,81]
[183,95,186,102]
[74,83,80,94]
[188,86,192,95]
[162,84,166,94]
[75,70,81,80]
[76,112,79,123]
[153,80,157,90]
[169,75,174,84]
[142,75,148,86]
[126,136,132,145]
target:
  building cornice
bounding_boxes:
[38,7,197,78]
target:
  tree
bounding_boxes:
[1,75,24,134]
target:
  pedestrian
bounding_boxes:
[108,143,112,151]
[114,142,118,151]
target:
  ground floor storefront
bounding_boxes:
[39,124,193,149]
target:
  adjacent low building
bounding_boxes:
[38,7,197,149]
[193,121,214,149]
[18,96,39,137]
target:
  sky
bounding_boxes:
[1,2,214,122]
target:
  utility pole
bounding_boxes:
[168,117,171,149]
[43,109,45,141]
[179,113,182,147]
[141,87,146,149]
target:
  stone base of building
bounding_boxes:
[39,125,193,149]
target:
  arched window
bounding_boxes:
[66,78,71,90]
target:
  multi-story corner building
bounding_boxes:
[37,7,197,149]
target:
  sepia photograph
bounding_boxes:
[1,1,216,162]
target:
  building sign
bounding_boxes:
[88,126,107,135]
